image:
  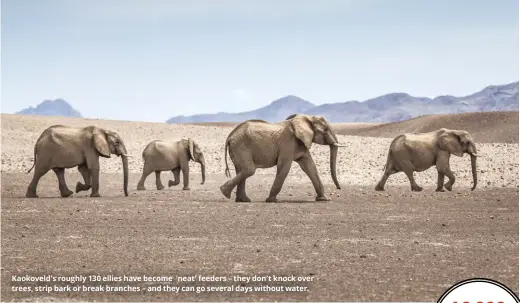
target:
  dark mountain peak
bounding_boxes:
[16,99,82,118]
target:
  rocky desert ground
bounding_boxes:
[1,112,518,302]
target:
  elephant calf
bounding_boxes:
[375,128,479,192]
[137,138,206,191]
[25,125,130,198]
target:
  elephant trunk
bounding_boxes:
[329,144,341,190]
[467,141,477,191]
[470,154,477,191]
[119,144,129,196]
[200,163,206,185]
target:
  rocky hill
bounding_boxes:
[166,82,519,123]
[15,99,82,118]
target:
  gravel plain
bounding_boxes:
[1,113,518,302]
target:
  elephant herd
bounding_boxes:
[24,114,479,201]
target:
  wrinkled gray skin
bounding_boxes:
[25,125,130,198]
[137,138,206,191]
[375,128,479,192]
[220,114,346,203]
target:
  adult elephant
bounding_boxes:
[25,125,130,198]
[220,114,346,202]
[136,138,206,191]
[375,128,479,192]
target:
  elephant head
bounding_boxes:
[92,128,130,196]
[438,129,479,190]
[286,114,345,189]
[186,138,206,185]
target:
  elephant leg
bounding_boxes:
[235,168,251,202]
[404,169,422,192]
[25,163,50,198]
[436,152,455,191]
[86,155,101,197]
[53,168,74,198]
[155,171,165,190]
[443,169,456,191]
[220,166,256,199]
[375,163,399,191]
[76,164,92,193]
[181,166,190,190]
[396,159,422,191]
[137,164,153,190]
[266,161,292,203]
[296,155,330,201]
[436,173,446,192]
[168,167,181,187]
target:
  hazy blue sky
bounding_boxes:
[2,0,518,122]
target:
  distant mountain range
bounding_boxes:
[166,81,519,123]
[16,99,82,118]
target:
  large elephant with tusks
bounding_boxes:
[220,114,346,202]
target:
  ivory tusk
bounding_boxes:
[333,143,348,147]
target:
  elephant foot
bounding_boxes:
[411,185,423,192]
[444,182,453,191]
[220,185,232,199]
[182,186,190,190]
[90,192,101,198]
[316,195,331,202]
[435,188,445,192]
[375,184,385,191]
[136,185,146,191]
[60,188,74,198]
[236,196,251,202]
[157,185,165,190]
[265,196,279,203]
[75,182,91,193]
[168,180,180,187]
[25,189,38,198]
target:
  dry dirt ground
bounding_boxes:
[1,113,519,302]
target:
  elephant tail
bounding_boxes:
[27,146,37,174]
[224,140,231,178]
[382,146,394,171]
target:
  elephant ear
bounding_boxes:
[290,115,314,149]
[93,132,111,158]
[188,138,195,161]
[439,132,463,157]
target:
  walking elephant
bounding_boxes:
[136,138,206,191]
[25,125,130,198]
[220,114,346,202]
[375,128,479,192]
